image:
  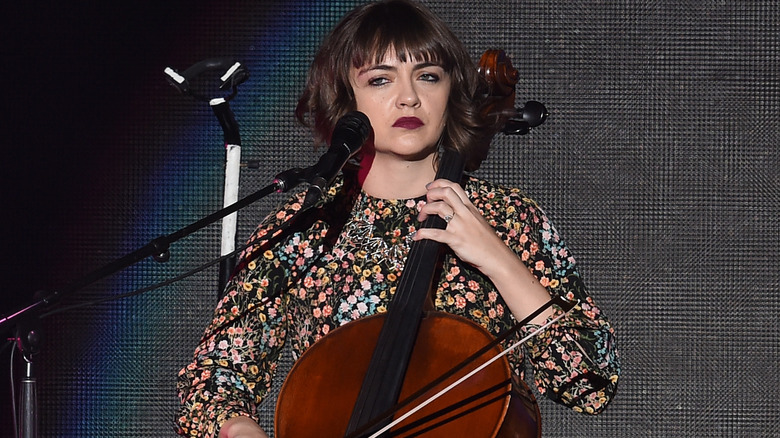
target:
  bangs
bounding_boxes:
[298,0,490,169]
[349,3,454,70]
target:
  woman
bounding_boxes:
[177,1,620,437]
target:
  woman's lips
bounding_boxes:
[393,117,424,129]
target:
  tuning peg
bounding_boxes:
[502,101,549,135]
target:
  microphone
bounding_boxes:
[303,111,371,207]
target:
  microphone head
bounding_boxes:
[332,111,372,155]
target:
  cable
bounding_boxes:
[39,245,245,319]
[39,197,313,319]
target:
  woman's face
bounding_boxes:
[349,50,451,163]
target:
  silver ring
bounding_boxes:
[443,213,454,223]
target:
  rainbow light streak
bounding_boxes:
[50,1,364,436]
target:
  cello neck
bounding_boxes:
[345,148,466,436]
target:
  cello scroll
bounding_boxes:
[478,49,549,136]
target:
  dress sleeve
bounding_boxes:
[175,194,305,437]
[503,191,621,415]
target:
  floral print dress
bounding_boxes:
[176,171,620,437]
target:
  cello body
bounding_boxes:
[275,312,540,437]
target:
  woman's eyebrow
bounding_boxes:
[357,62,442,76]
[358,64,394,75]
[413,61,441,70]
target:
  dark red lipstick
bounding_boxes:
[392,117,424,129]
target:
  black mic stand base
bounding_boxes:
[19,360,38,438]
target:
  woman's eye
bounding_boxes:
[368,77,389,86]
[419,72,440,82]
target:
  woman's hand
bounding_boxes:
[218,416,269,438]
[414,179,511,274]
[414,179,554,324]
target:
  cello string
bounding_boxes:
[346,148,462,431]
[367,301,578,438]
[344,295,575,438]
[386,144,460,312]
[347,146,564,437]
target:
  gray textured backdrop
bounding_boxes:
[3,1,776,437]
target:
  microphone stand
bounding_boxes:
[164,57,250,295]
[211,97,242,295]
[0,162,310,438]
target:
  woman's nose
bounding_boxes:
[396,79,421,108]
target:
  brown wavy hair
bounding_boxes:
[295,0,504,171]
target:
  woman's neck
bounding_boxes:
[359,151,436,200]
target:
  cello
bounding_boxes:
[275,50,550,437]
